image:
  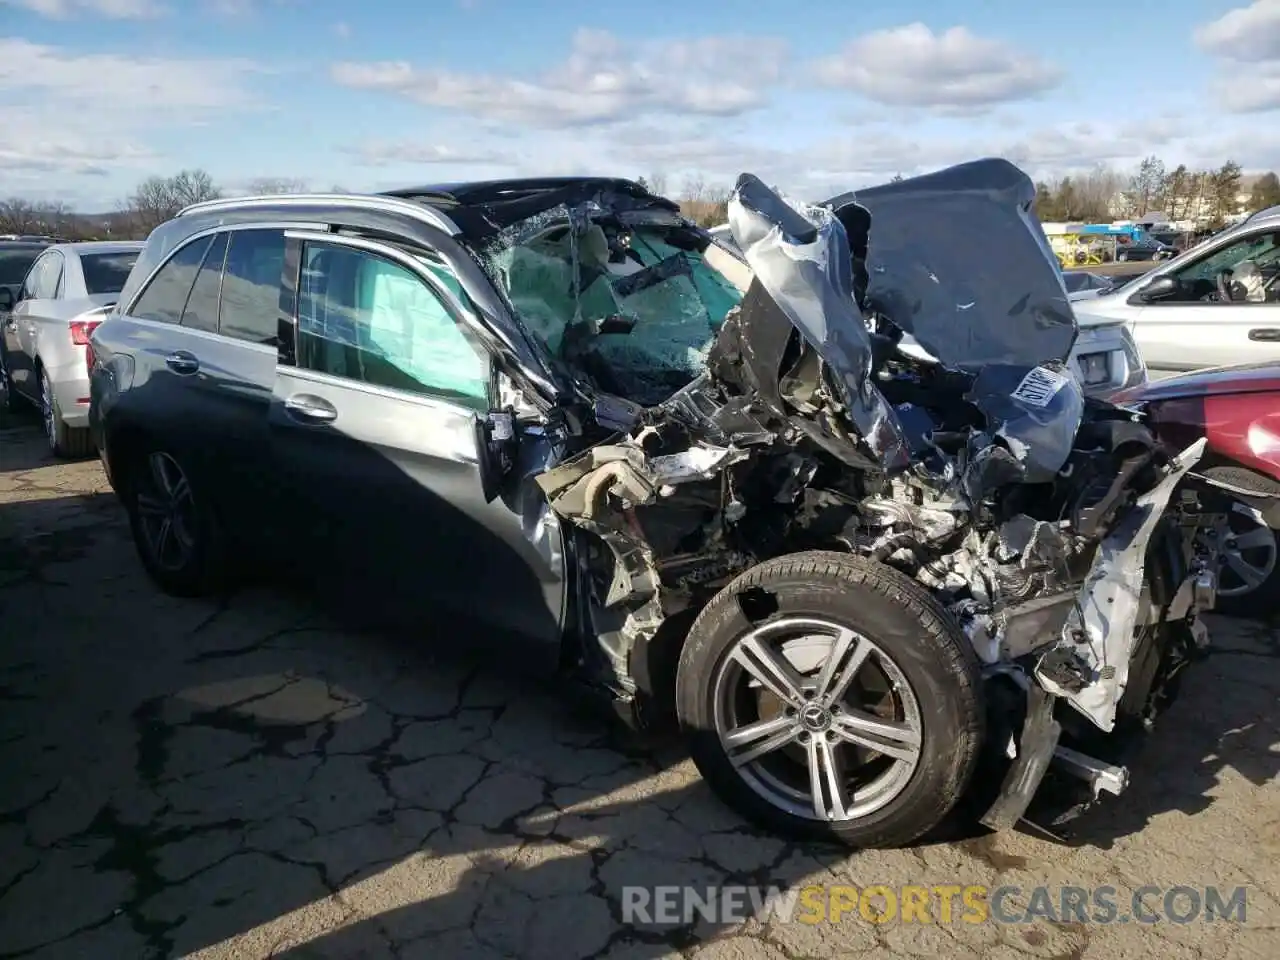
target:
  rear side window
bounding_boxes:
[25,252,62,300]
[219,230,286,345]
[130,236,213,324]
[179,234,228,333]
[80,252,141,296]
[0,249,40,285]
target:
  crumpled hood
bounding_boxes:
[822,158,1078,373]
[725,173,912,471]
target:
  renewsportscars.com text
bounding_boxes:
[622,884,1249,926]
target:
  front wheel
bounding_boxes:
[676,551,984,848]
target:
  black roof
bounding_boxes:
[378,176,682,244]
[380,176,657,207]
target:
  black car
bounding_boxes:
[0,239,51,310]
[87,166,1221,848]
[1116,236,1178,261]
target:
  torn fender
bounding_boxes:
[1035,438,1208,731]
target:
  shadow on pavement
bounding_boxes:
[1,478,1277,957]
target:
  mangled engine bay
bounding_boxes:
[507,161,1218,824]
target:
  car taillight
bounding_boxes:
[70,319,101,346]
[85,339,97,372]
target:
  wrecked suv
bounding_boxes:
[89,163,1222,848]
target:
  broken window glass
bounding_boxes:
[479,209,748,405]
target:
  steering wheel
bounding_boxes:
[1216,270,1234,303]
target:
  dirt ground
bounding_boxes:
[1,411,1278,960]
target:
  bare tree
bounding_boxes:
[647,171,669,197]
[703,185,731,227]
[244,177,310,195]
[1075,164,1127,220]
[0,198,41,234]
[1128,155,1166,216]
[120,169,222,236]
[680,172,708,204]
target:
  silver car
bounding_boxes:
[1076,206,1280,376]
[0,241,143,456]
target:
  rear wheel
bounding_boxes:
[39,368,92,459]
[1,347,22,413]
[1204,465,1280,618]
[123,443,227,597]
[676,551,984,848]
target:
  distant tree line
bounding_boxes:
[1033,156,1280,228]
[10,160,1280,241]
[0,171,315,240]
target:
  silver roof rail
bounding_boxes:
[176,193,461,236]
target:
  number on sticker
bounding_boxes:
[1011,366,1069,408]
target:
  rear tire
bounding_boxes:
[121,442,227,598]
[1,347,22,414]
[676,550,984,848]
[40,368,92,459]
[1203,465,1280,619]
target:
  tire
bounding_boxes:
[39,367,92,459]
[121,441,227,598]
[1,347,22,413]
[675,550,984,848]
[1118,252,1128,262]
[1203,465,1280,619]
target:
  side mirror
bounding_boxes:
[1138,275,1178,302]
[0,288,12,311]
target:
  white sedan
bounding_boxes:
[0,241,143,456]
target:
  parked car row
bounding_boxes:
[1,165,1276,850]
[0,239,143,454]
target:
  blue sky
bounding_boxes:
[2,0,1278,209]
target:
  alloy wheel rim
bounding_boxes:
[135,452,198,572]
[40,372,55,450]
[712,616,923,823]
[1215,503,1277,598]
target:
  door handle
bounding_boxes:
[1248,328,1280,342]
[164,351,200,374]
[283,393,338,424]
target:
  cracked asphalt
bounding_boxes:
[1,413,1278,960]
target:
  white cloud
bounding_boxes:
[1195,0,1280,61]
[1195,1,1280,112]
[0,38,267,182]
[811,23,1060,111]
[348,141,515,167]
[0,39,262,113]
[331,28,788,129]
[0,0,165,17]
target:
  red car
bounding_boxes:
[1114,361,1280,617]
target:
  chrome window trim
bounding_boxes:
[277,363,483,419]
[285,229,493,408]
[118,316,279,356]
[120,221,325,318]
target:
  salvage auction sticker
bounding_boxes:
[1011,366,1069,408]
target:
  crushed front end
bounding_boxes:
[471,163,1221,841]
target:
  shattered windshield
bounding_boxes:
[477,207,749,406]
